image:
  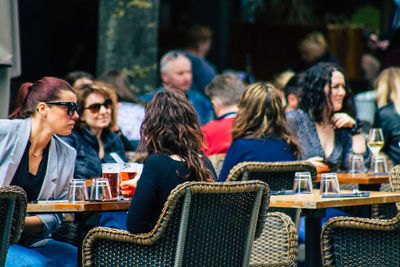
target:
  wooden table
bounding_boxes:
[270,190,400,267]
[28,200,131,266]
[316,172,389,184]
[28,200,131,213]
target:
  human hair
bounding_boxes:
[299,31,327,50]
[272,70,296,90]
[283,72,305,99]
[299,62,353,123]
[205,73,246,107]
[186,25,212,50]
[98,69,139,103]
[64,71,94,87]
[375,67,400,112]
[76,81,118,129]
[160,51,190,74]
[232,82,300,158]
[139,91,214,182]
[8,77,74,119]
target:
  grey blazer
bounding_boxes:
[0,118,77,246]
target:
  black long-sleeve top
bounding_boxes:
[126,153,216,233]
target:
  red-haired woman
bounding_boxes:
[126,91,217,233]
[1,77,79,266]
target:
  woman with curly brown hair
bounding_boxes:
[218,82,299,181]
[126,91,216,234]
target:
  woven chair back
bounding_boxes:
[83,181,270,267]
[372,165,400,219]
[226,161,317,189]
[321,212,400,266]
[0,186,27,267]
[250,212,298,267]
[226,161,316,222]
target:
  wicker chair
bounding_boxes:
[321,211,400,266]
[226,161,316,223]
[250,212,298,267]
[207,153,226,177]
[82,181,270,267]
[371,165,400,219]
[0,186,27,266]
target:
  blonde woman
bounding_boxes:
[218,82,299,181]
[374,67,400,165]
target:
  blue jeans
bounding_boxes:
[100,211,127,229]
[6,240,77,267]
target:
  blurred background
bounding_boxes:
[9,0,396,112]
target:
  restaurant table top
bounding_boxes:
[269,189,400,209]
[316,172,389,184]
[28,199,131,213]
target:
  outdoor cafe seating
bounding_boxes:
[0,185,27,267]
[82,181,269,267]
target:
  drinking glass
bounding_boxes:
[320,173,341,195]
[101,163,121,198]
[367,128,384,156]
[349,153,365,173]
[370,155,388,175]
[120,163,138,199]
[293,172,313,194]
[68,179,88,203]
[90,178,112,201]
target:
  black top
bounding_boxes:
[126,153,217,233]
[11,141,49,202]
[374,103,400,165]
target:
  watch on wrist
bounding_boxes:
[350,119,363,135]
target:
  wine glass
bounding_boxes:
[367,128,384,156]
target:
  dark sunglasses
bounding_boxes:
[83,98,113,113]
[45,101,79,116]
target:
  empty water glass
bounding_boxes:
[293,172,313,194]
[90,178,112,201]
[370,155,388,175]
[68,179,88,203]
[349,153,365,173]
[320,173,340,195]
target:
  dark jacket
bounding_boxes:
[374,103,400,165]
[59,127,127,179]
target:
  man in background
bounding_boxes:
[140,51,214,125]
[201,73,245,156]
[182,25,218,96]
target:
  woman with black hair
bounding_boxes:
[286,62,368,171]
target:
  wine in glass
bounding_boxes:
[367,128,384,156]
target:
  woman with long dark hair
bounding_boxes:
[1,77,79,266]
[286,62,368,171]
[126,91,216,233]
[218,82,299,181]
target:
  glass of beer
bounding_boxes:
[120,163,138,199]
[101,163,121,199]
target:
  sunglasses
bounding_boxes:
[45,101,79,116]
[83,98,113,113]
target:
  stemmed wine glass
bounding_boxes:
[367,128,384,156]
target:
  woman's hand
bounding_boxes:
[120,174,141,188]
[306,156,331,173]
[332,113,355,129]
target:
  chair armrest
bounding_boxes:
[82,226,176,267]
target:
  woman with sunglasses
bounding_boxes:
[0,77,79,266]
[60,81,127,180]
[60,82,127,229]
